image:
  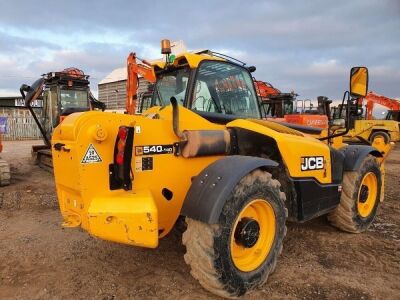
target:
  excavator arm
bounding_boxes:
[359,91,400,120]
[126,53,156,114]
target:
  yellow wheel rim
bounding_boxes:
[357,172,378,218]
[230,199,276,272]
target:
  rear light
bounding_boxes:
[116,152,124,165]
[116,127,129,165]
[118,127,128,140]
[110,126,134,190]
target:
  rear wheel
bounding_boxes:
[328,155,381,233]
[369,131,390,144]
[182,170,287,298]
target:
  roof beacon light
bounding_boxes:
[161,39,171,55]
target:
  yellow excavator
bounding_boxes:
[32,40,391,298]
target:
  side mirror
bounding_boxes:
[248,66,256,73]
[350,67,368,97]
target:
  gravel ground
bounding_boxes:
[0,140,399,299]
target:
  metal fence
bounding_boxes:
[0,109,42,141]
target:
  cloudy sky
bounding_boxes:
[0,0,399,100]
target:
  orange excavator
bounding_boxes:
[358,91,400,121]
[254,80,293,122]
[254,80,280,97]
[126,53,156,114]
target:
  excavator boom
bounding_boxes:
[359,91,400,120]
[126,53,156,114]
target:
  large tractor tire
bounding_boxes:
[328,155,381,233]
[369,131,390,144]
[182,170,287,298]
[0,159,10,186]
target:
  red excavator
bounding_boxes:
[358,91,400,121]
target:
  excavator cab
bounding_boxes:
[260,94,295,119]
[20,68,105,169]
[386,110,400,121]
[138,84,159,112]
[41,69,93,140]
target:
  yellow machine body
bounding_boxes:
[52,105,332,248]
[344,119,400,143]
[51,52,387,250]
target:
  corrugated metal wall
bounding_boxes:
[0,108,42,141]
[98,78,150,111]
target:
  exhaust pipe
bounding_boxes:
[170,97,232,158]
[170,97,186,140]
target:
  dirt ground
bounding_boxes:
[0,140,399,300]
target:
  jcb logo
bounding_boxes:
[301,156,324,171]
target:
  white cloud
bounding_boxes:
[0,89,20,97]
[0,0,399,100]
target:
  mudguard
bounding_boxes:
[341,145,382,171]
[181,155,278,224]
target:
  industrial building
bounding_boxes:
[98,69,150,111]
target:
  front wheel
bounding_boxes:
[182,170,287,298]
[328,155,381,233]
[369,131,390,144]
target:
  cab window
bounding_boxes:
[154,68,189,106]
[191,61,260,118]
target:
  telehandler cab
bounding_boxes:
[46,40,389,298]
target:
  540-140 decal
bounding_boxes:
[135,145,174,156]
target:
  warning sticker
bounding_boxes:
[81,144,102,164]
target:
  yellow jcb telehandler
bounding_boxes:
[37,41,390,298]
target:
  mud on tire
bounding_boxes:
[328,155,381,233]
[182,169,287,298]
